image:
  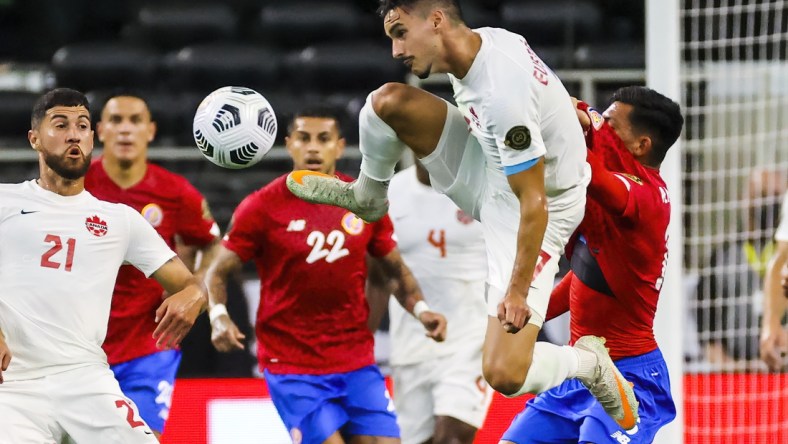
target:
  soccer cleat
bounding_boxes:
[574,335,640,430]
[286,170,389,222]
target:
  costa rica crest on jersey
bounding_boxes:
[141,203,164,227]
[588,107,604,130]
[85,215,108,237]
[341,212,364,235]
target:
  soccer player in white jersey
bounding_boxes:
[286,0,639,430]
[0,88,206,443]
[387,159,491,443]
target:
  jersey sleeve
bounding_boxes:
[175,179,220,246]
[124,205,177,277]
[485,56,546,174]
[367,214,397,258]
[222,192,267,262]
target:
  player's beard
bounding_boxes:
[43,149,91,180]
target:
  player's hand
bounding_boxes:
[570,97,591,131]
[0,335,11,384]
[418,311,447,342]
[211,315,246,352]
[497,292,531,334]
[153,286,206,350]
[760,323,788,372]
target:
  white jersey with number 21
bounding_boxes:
[0,181,175,381]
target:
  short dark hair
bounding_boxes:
[287,106,345,138]
[611,86,684,164]
[100,89,153,120]
[377,0,463,22]
[31,88,90,129]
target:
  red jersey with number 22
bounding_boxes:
[223,174,396,375]
[566,104,671,359]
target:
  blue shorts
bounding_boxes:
[110,350,181,433]
[264,365,399,444]
[503,348,676,444]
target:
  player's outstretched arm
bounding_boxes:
[502,159,548,334]
[0,328,11,384]
[365,256,393,332]
[150,257,207,350]
[205,246,246,352]
[375,249,447,342]
[760,239,788,371]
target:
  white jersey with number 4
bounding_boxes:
[449,27,590,210]
[387,167,488,366]
[0,181,175,381]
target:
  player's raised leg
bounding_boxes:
[286,83,448,222]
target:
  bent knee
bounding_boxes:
[483,360,530,396]
[371,82,415,120]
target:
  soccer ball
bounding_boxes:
[192,86,278,169]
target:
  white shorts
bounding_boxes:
[0,364,157,443]
[420,103,585,328]
[391,346,493,444]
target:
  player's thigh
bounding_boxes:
[264,370,350,444]
[0,378,65,444]
[434,416,478,444]
[419,103,487,220]
[53,365,157,443]
[433,347,491,431]
[482,315,541,386]
[391,362,435,444]
[111,350,181,433]
[342,365,400,440]
[371,83,448,157]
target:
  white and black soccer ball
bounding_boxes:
[193,86,277,169]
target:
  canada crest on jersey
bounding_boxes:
[85,215,108,237]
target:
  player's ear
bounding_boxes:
[28,129,40,151]
[96,121,105,142]
[431,9,444,30]
[336,136,346,159]
[635,135,652,157]
[148,121,157,142]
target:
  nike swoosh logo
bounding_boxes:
[614,372,638,430]
[20,210,39,215]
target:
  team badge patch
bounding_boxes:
[85,215,108,237]
[504,125,531,150]
[588,107,604,130]
[341,212,365,235]
[141,203,163,227]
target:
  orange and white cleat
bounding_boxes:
[286,170,388,222]
[574,335,640,430]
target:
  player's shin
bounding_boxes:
[356,94,405,203]
[503,342,581,398]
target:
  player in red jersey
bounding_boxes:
[85,92,220,439]
[206,106,447,444]
[502,86,684,443]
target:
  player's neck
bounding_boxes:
[36,172,84,197]
[103,156,147,189]
[444,26,481,79]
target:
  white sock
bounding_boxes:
[503,342,581,398]
[357,93,406,182]
[574,347,599,382]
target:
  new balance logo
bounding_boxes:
[286,220,306,232]
[610,431,631,443]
